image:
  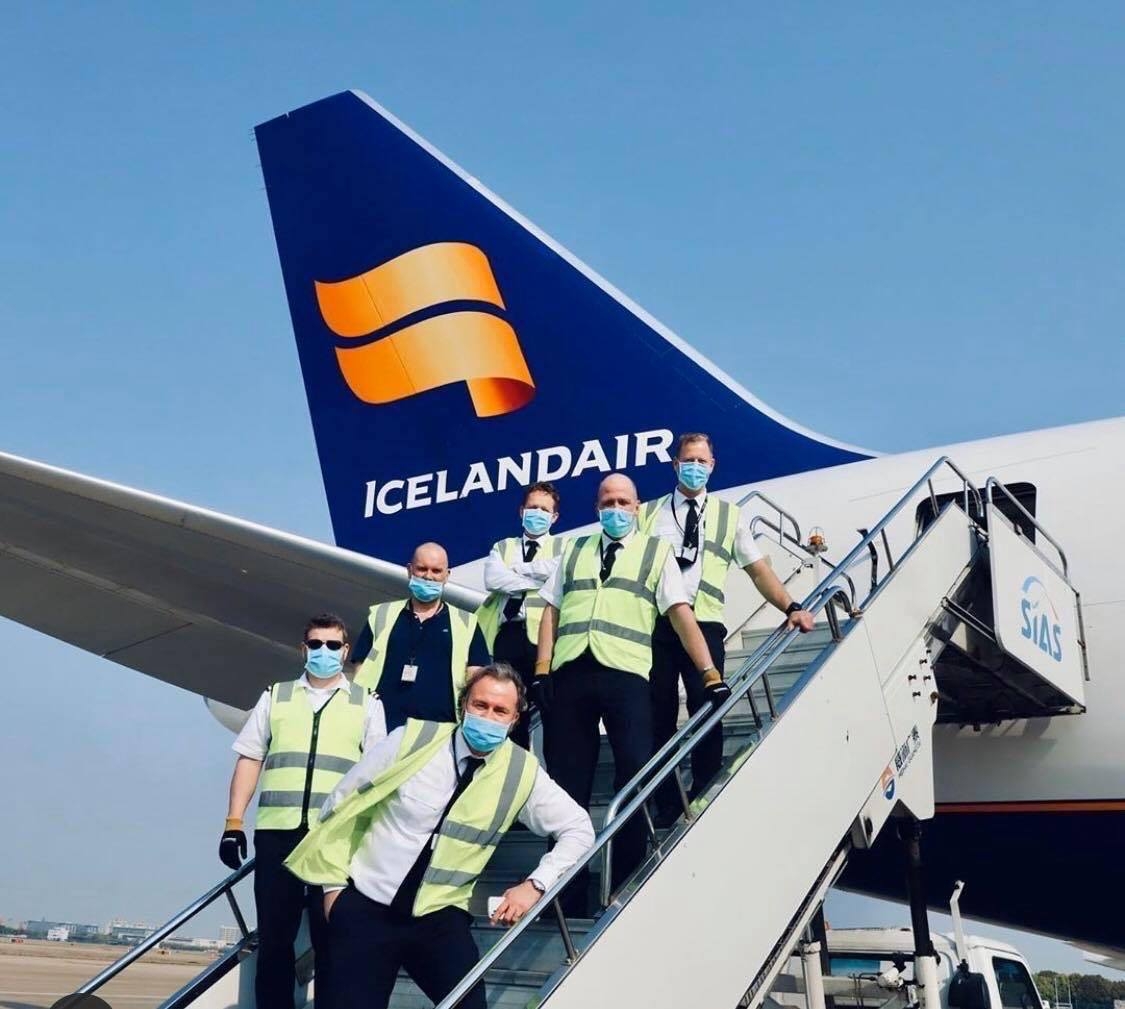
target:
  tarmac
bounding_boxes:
[0,941,211,1009]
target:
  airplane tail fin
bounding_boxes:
[255,90,869,563]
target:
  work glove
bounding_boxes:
[529,674,553,716]
[219,826,247,870]
[702,670,732,710]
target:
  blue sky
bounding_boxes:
[2,2,1121,975]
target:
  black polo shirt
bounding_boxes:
[351,603,491,731]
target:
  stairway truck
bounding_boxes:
[772,927,1046,1009]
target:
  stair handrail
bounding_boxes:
[74,858,256,999]
[438,456,982,1009]
[984,476,1069,577]
[984,475,1088,681]
[724,516,859,645]
[737,488,803,545]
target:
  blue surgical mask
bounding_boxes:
[461,712,510,754]
[599,507,635,539]
[408,575,444,603]
[305,647,343,679]
[521,507,552,537]
[677,460,711,492]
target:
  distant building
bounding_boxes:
[25,919,99,940]
[219,926,239,946]
[161,936,225,951]
[109,924,154,945]
[46,927,70,942]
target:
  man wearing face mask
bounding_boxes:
[476,482,564,746]
[285,664,594,1009]
[220,613,385,1009]
[534,472,725,910]
[638,432,815,826]
[351,541,491,732]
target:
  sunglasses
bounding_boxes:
[305,639,346,651]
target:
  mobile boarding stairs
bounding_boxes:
[75,458,1088,1009]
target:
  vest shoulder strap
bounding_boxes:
[638,495,671,533]
[368,599,407,639]
[347,682,367,706]
[273,680,299,704]
[448,605,473,632]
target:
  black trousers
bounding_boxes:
[254,828,331,1009]
[650,618,727,818]
[543,651,653,912]
[492,619,536,750]
[328,885,485,1009]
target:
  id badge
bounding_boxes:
[401,663,419,683]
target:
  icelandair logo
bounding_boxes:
[1019,575,1063,662]
[363,429,673,518]
[315,242,535,417]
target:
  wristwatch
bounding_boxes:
[784,602,803,616]
[527,878,546,894]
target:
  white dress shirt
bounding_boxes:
[232,672,387,760]
[482,534,561,625]
[538,527,689,615]
[648,489,764,606]
[321,726,595,901]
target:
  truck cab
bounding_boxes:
[771,928,1045,1009]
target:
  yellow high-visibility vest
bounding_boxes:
[285,719,539,916]
[638,494,741,623]
[476,535,564,650]
[353,600,477,709]
[551,532,672,677]
[256,679,367,830]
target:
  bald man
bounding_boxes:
[352,542,491,731]
[535,473,726,911]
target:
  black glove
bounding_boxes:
[219,829,247,870]
[704,677,732,710]
[529,675,553,716]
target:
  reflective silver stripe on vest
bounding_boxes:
[275,681,295,703]
[404,720,443,756]
[262,752,357,774]
[696,580,725,602]
[562,536,596,593]
[354,723,444,798]
[258,790,331,809]
[366,604,396,666]
[602,576,656,604]
[705,541,733,565]
[601,536,660,602]
[348,683,366,706]
[438,746,532,848]
[557,618,652,646]
[421,868,477,888]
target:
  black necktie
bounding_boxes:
[503,540,541,620]
[600,541,622,581]
[683,499,700,551]
[679,499,700,570]
[390,755,485,915]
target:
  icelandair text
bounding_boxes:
[363,429,673,518]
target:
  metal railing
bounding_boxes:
[436,456,984,1009]
[74,859,256,1005]
[985,475,1089,681]
[738,488,803,545]
[985,476,1068,576]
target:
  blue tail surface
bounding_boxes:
[255,90,869,563]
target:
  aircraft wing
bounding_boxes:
[0,450,484,709]
[1075,942,1125,973]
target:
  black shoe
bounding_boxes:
[652,806,682,830]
